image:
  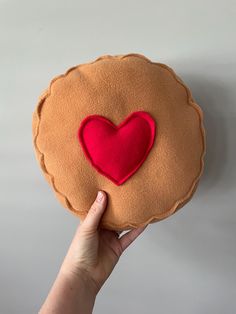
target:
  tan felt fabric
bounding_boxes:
[32,53,206,231]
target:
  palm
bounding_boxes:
[89,227,146,291]
[65,191,147,293]
[89,229,122,290]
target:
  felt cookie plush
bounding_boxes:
[32,53,206,231]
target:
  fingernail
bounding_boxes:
[97,191,104,202]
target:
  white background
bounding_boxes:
[0,0,236,313]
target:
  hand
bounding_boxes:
[39,191,147,314]
[60,190,147,294]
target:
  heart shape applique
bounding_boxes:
[78,111,156,185]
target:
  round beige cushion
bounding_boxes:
[32,54,206,231]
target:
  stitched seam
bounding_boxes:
[33,53,206,228]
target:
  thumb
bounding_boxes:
[81,191,107,233]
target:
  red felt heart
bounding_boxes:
[78,111,156,185]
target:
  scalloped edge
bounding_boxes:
[32,53,206,230]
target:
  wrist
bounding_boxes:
[39,268,97,314]
[59,264,99,298]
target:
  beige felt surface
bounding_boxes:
[33,54,205,230]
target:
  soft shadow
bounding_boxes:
[146,72,236,282]
[181,76,234,194]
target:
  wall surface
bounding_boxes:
[0,1,236,313]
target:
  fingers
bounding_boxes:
[81,191,107,233]
[119,225,147,252]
